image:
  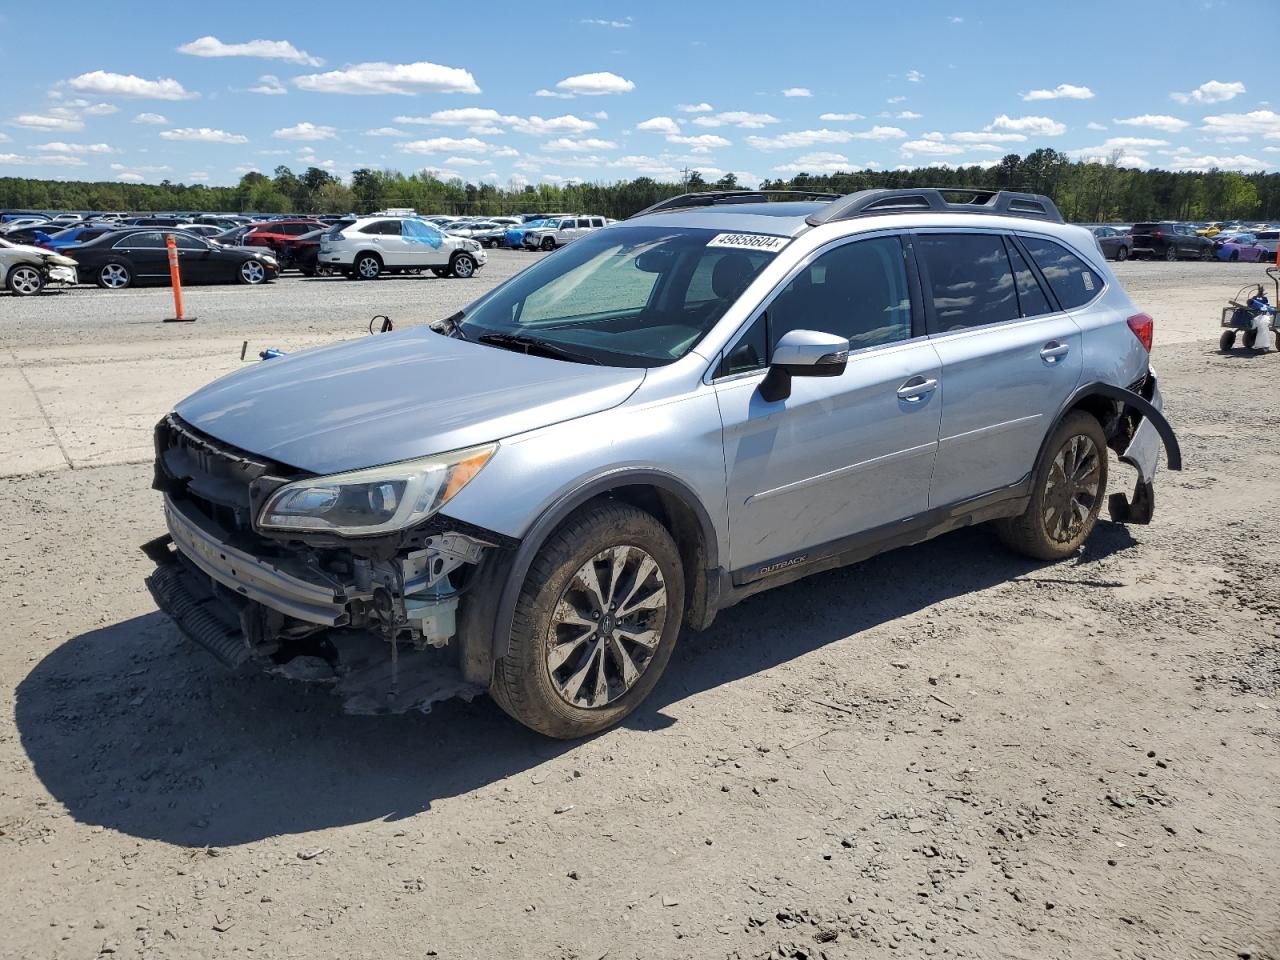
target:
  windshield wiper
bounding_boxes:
[477,333,601,365]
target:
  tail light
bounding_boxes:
[1151,230,1164,238]
[1127,313,1154,352]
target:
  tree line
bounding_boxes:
[1,149,1276,222]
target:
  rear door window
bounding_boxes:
[1020,236,1102,310]
[916,233,1019,331]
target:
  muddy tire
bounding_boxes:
[1220,329,1238,352]
[490,501,684,739]
[995,411,1109,561]
[1243,328,1257,350]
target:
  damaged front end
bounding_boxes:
[144,415,513,714]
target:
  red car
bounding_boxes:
[240,219,325,257]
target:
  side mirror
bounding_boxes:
[759,329,850,403]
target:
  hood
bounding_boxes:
[1,241,76,265]
[175,327,646,474]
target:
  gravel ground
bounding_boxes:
[0,256,1277,960]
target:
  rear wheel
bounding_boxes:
[1201,246,1214,261]
[1220,329,1238,352]
[1115,246,1129,262]
[995,411,1108,560]
[490,502,685,738]
[6,264,44,296]
[1164,246,1178,262]
[353,253,382,280]
[1243,329,1258,350]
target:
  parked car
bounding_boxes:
[1213,233,1269,263]
[0,237,79,295]
[0,223,62,247]
[1089,225,1133,261]
[65,228,278,289]
[178,224,227,240]
[277,228,326,275]
[521,216,610,251]
[1253,230,1279,260]
[125,217,192,228]
[42,224,120,251]
[446,220,504,243]
[1128,222,1214,261]
[503,217,564,249]
[240,219,326,257]
[143,187,1179,738]
[317,216,486,279]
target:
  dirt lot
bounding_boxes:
[1,256,1277,960]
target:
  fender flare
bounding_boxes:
[489,468,720,662]
[1039,379,1181,473]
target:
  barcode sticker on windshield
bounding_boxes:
[707,233,790,253]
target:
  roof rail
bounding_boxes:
[630,189,842,219]
[805,188,1064,226]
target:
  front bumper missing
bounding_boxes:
[1106,372,1181,525]
[145,495,482,714]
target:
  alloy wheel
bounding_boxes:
[453,255,474,278]
[545,545,668,709]
[241,260,266,284]
[101,264,129,288]
[358,257,380,279]
[10,266,42,295]
[1043,434,1102,544]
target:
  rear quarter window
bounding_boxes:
[1020,236,1102,310]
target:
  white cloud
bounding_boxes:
[81,103,119,116]
[636,116,681,135]
[1022,84,1094,101]
[951,130,1025,143]
[1200,109,1280,138]
[1171,80,1245,105]
[364,126,408,137]
[177,35,321,66]
[399,136,491,154]
[1167,152,1264,171]
[667,133,731,148]
[773,151,856,174]
[510,114,601,136]
[10,113,84,132]
[133,112,168,125]
[901,140,967,156]
[1114,114,1189,133]
[249,75,288,96]
[294,61,480,95]
[186,171,210,181]
[552,72,635,96]
[1086,121,1107,131]
[159,127,249,144]
[692,111,780,129]
[67,71,196,100]
[543,137,618,151]
[441,156,484,166]
[1068,137,1169,163]
[850,125,908,140]
[581,16,631,27]
[782,87,812,98]
[394,109,600,137]
[589,111,608,120]
[116,172,145,182]
[534,89,575,100]
[986,114,1066,136]
[746,129,852,150]
[678,102,713,113]
[887,96,907,104]
[819,113,865,121]
[906,70,924,83]
[1205,135,1250,144]
[33,142,117,154]
[273,122,337,141]
[0,153,86,167]
[895,111,922,120]
[948,15,963,23]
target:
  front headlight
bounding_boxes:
[258,443,496,536]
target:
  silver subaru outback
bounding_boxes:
[145,188,1180,738]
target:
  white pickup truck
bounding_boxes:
[521,215,612,251]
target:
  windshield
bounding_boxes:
[457,225,779,367]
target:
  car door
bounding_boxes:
[401,218,450,266]
[170,231,216,283]
[112,231,169,281]
[715,233,944,576]
[916,231,1084,507]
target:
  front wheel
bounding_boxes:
[994,411,1109,561]
[238,259,268,285]
[490,502,685,738]
[6,264,44,296]
[450,253,477,278]
[1243,329,1258,350]
[540,236,556,252]
[1201,247,1215,262]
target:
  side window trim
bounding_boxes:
[1007,233,1064,313]
[1000,234,1055,319]
[709,229,920,383]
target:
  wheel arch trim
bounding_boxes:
[489,468,720,662]
[1042,379,1181,473]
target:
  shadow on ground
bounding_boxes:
[16,523,1138,847]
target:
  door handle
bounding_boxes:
[897,376,938,401]
[1040,341,1070,363]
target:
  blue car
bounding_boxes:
[504,219,550,249]
[44,224,118,252]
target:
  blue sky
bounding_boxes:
[0,0,1274,188]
